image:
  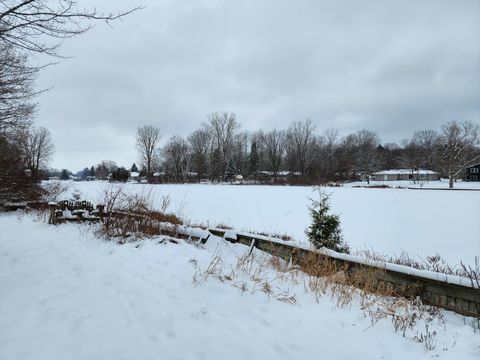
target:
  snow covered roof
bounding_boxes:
[466,163,480,168]
[130,172,140,178]
[257,171,302,176]
[373,169,439,175]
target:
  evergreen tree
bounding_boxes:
[307,191,349,253]
[90,166,95,177]
[130,163,139,173]
[224,158,236,182]
[249,141,258,177]
[82,167,90,179]
[60,169,70,180]
[111,167,130,182]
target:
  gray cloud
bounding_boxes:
[34,0,480,170]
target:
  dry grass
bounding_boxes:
[193,247,446,351]
[355,249,480,287]
[243,229,293,241]
[215,223,234,230]
[95,185,183,242]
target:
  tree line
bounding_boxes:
[129,112,479,188]
[1,2,478,198]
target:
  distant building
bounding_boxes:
[129,172,140,182]
[372,169,440,182]
[256,171,302,177]
[464,163,480,182]
[228,174,244,184]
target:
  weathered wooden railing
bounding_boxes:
[47,200,105,224]
[47,201,210,243]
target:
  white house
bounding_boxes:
[128,171,140,182]
[372,169,440,182]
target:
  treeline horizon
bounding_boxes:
[64,113,479,188]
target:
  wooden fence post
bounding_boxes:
[48,202,57,225]
[97,204,105,222]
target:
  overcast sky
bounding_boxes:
[34,0,480,171]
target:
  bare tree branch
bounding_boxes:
[0,1,143,56]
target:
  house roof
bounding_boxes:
[257,170,302,176]
[373,169,439,175]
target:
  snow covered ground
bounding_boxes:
[65,181,480,268]
[1,214,479,360]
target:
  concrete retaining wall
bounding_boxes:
[208,228,480,318]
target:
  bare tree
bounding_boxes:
[412,129,442,171]
[0,2,140,128]
[287,118,318,175]
[163,135,189,182]
[95,160,117,180]
[0,1,141,56]
[22,126,54,182]
[0,1,139,201]
[377,142,402,170]
[0,43,36,133]
[0,132,24,200]
[264,129,285,181]
[335,134,356,179]
[206,112,238,180]
[188,128,210,180]
[352,129,382,183]
[231,131,249,176]
[252,130,268,172]
[398,139,422,183]
[318,128,339,180]
[439,121,480,188]
[136,125,161,177]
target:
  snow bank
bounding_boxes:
[1,214,479,359]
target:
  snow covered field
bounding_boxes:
[67,181,480,268]
[1,214,479,360]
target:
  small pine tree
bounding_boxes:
[130,163,139,173]
[60,169,70,180]
[249,141,258,177]
[224,158,236,182]
[307,191,349,253]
